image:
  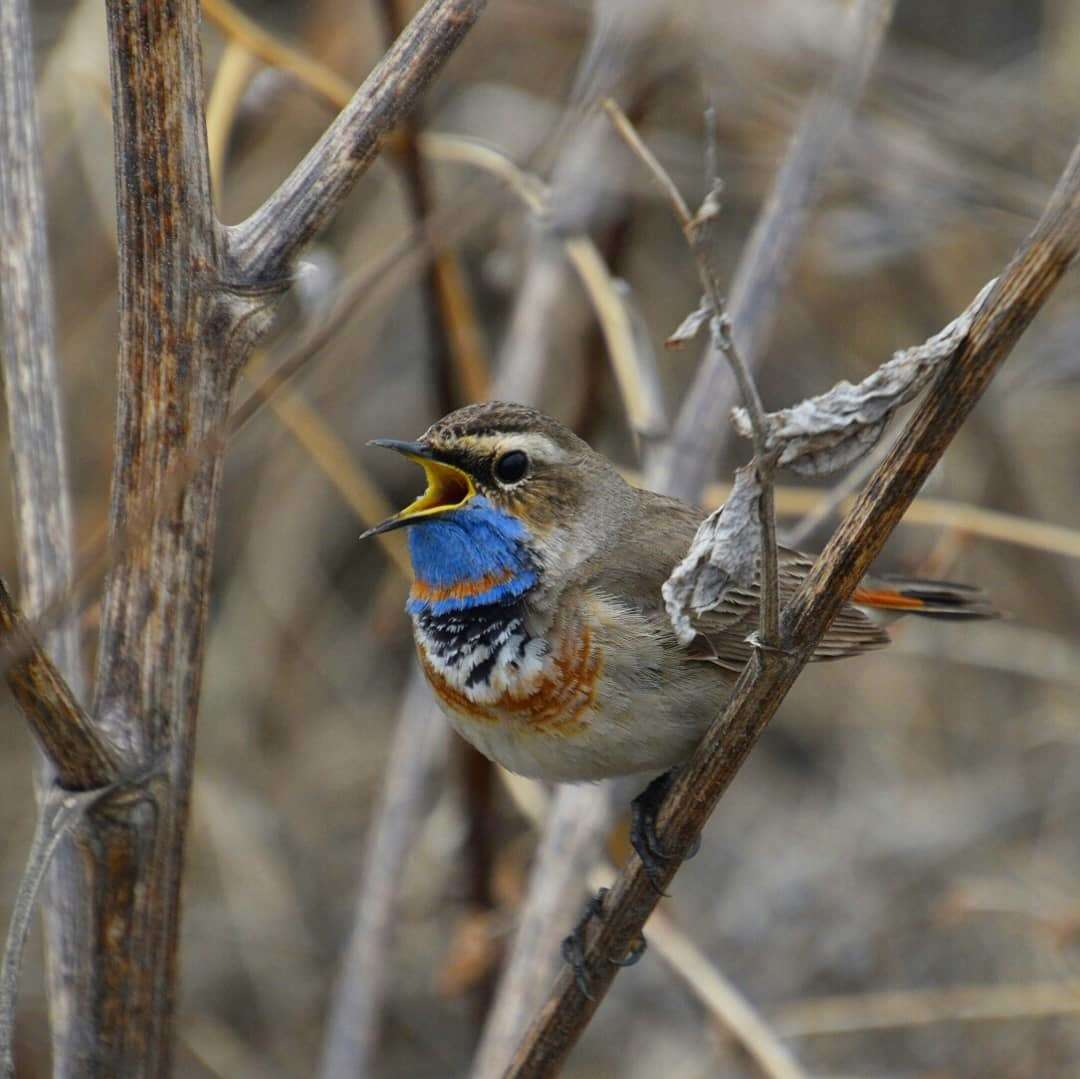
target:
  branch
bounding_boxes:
[226,0,487,282]
[0,581,121,790]
[648,0,896,503]
[0,0,107,1061]
[505,140,1080,1076]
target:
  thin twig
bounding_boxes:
[0,785,113,1078]
[649,0,897,503]
[603,96,781,644]
[601,98,691,226]
[505,139,1080,1076]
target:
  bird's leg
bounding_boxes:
[561,886,648,998]
[630,769,701,894]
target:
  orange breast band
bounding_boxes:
[419,624,602,735]
[410,566,518,605]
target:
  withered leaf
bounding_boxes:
[665,297,711,350]
[732,278,996,476]
[689,178,724,232]
[662,464,761,645]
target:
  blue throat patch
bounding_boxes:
[406,497,539,616]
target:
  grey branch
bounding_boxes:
[470,786,608,1079]
[1,0,489,1069]
[319,671,448,1079]
[226,0,488,283]
[0,0,85,702]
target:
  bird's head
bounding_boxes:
[364,402,631,614]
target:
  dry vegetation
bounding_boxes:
[2,0,1080,1075]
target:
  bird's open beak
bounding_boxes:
[360,439,476,539]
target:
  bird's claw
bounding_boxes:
[630,770,701,895]
[561,886,650,996]
[744,630,796,656]
[610,933,647,968]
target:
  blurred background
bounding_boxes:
[4,0,1080,1075]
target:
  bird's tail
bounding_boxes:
[852,575,1000,620]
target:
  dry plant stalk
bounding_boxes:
[0,0,487,1072]
[0,0,83,695]
[506,140,1080,1075]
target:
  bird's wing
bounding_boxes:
[590,488,889,673]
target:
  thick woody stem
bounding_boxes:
[0,0,486,1070]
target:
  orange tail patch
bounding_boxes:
[852,587,926,611]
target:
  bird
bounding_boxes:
[363,401,997,879]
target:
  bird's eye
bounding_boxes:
[493,449,529,485]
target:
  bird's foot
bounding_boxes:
[561,886,648,998]
[561,887,608,999]
[630,770,701,895]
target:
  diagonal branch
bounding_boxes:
[226,0,487,283]
[0,581,121,791]
[506,140,1080,1076]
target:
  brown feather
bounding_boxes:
[588,486,891,672]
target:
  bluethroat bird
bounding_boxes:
[363,401,997,876]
